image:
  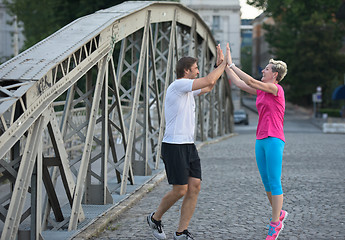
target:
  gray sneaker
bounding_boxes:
[173,230,195,240]
[147,212,166,239]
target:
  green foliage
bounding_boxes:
[3,0,131,50]
[319,108,342,117]
[4,0,181,51]
[241,46,252,75]
[247,0,345,107]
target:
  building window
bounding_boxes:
[212,16,220,30]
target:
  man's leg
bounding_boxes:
[177,177,201,232]
[153,184,188,220]
[148,185,188,240]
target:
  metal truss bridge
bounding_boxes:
[0,1,234,239]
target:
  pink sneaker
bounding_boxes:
[269,210,289,224]
[266,221,283,240]
[279,210,288,222]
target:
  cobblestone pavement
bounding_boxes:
[93,110,345,240]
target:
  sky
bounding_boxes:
[240,0,263,19]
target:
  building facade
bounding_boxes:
[180,0,241,65]
[251,13,274,78]
[241,19,253,48]
[0,0,24,63]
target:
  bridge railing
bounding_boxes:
[0,1,233,239]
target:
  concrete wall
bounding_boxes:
[180,0,241,65]
[251,13,274,78]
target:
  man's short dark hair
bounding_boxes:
[176,57,198,79]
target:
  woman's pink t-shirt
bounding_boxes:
[256,84,285,142]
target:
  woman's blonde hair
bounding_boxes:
[269,59,287,82]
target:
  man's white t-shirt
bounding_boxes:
[162,78,201,144]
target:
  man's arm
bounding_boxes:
[193,45,226,93]
[193,61,226,94]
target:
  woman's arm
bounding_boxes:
[225,43,278,96]
[225,66,257,95]
[229,64,278,96]
[224,44,256,95]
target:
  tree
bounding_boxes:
[4,0,177,50]
[4,0,130,49]
[247,0,345,106]
[241,46,252,75]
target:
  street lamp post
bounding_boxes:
[312,86,322,118]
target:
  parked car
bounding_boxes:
[234,109,249,125]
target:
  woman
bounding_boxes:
[222,43,288,240]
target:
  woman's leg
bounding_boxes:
[265,137,285,222]
[266,191,272,205]
[255,139,271,193]
[271,194,283,222]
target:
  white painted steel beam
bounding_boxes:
[154,10,177,170]
[120,10,151,195]
[1,115,46,240]
[68,56,108,230]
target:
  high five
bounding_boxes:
[147,42,288,240]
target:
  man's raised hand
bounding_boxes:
[216,44,224,67]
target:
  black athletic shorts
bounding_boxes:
[161,142,201,185]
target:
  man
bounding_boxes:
[147,45,227,240]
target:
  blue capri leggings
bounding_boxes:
[255,137,285,195]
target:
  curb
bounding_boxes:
[196,133,237,150]
[73,171,167,240]
[72,133,236,239]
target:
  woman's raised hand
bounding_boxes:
[226,43,233,65]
